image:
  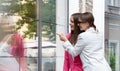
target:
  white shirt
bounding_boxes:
[63,27,112,71]
[0,42,19,71]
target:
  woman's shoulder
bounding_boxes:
[66,33,71,39]
[78,30,103,41]
[78,32,86,38]
[77,31,94,39]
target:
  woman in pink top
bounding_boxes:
[11,33,24,57]
[63,13,84,71]
[11,33,27,71]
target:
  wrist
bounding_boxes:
[64,39,68,42]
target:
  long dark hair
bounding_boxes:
[69,13,83,45]
[80,12,96,30]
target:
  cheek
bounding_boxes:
[79,24,85,30]
[71,27,74,30]
[70,23,74,28]
[79,24,82,28]
[70,23,74,26]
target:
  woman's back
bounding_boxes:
[79,28,111,71]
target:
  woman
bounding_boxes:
[63,13,83,71]
[58,12,112,71]
[11,33,27,71]
[11,33,24,57]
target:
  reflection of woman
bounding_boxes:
[11,33,27,71]
[0,34,19,71]
[63,13,83,71]
[11,33,24,57]
[0,15,26,71]
[58,12,112,71]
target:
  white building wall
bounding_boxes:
[56,0,68,71]
[93,0,105,53]
[69,0,79,32]
[93,0,105,34]
[69,0,79,18]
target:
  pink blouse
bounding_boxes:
[11,33,24,57]
[63,33,83,71]
[11,33,27,71]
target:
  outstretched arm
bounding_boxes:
[57,33,86,57]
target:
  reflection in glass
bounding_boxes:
[0,57,19,71]
[27,57,38,71]
[42,57,56,71]
[41,0,56,71]
[0,0,56,71]
[105,0,120,71]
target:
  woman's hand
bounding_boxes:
[56,33,68,42]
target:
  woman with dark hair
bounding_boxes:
[58,12,112,71]
[63,13,83,71]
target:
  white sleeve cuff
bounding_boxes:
[63,40,71,51]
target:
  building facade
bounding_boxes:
[105,0,120,71]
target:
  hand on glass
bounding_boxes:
[56,33,68,42]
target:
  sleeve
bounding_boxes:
[63,51,70,71]
[63,35,86,57]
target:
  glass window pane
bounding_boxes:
[0,0,38,71]
[41,0,56,71]
[42,57,56,71]
[27,57,38,71]
[0,0,57,71]
[0,57,19,71]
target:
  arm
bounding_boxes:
[63,35,86,57]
